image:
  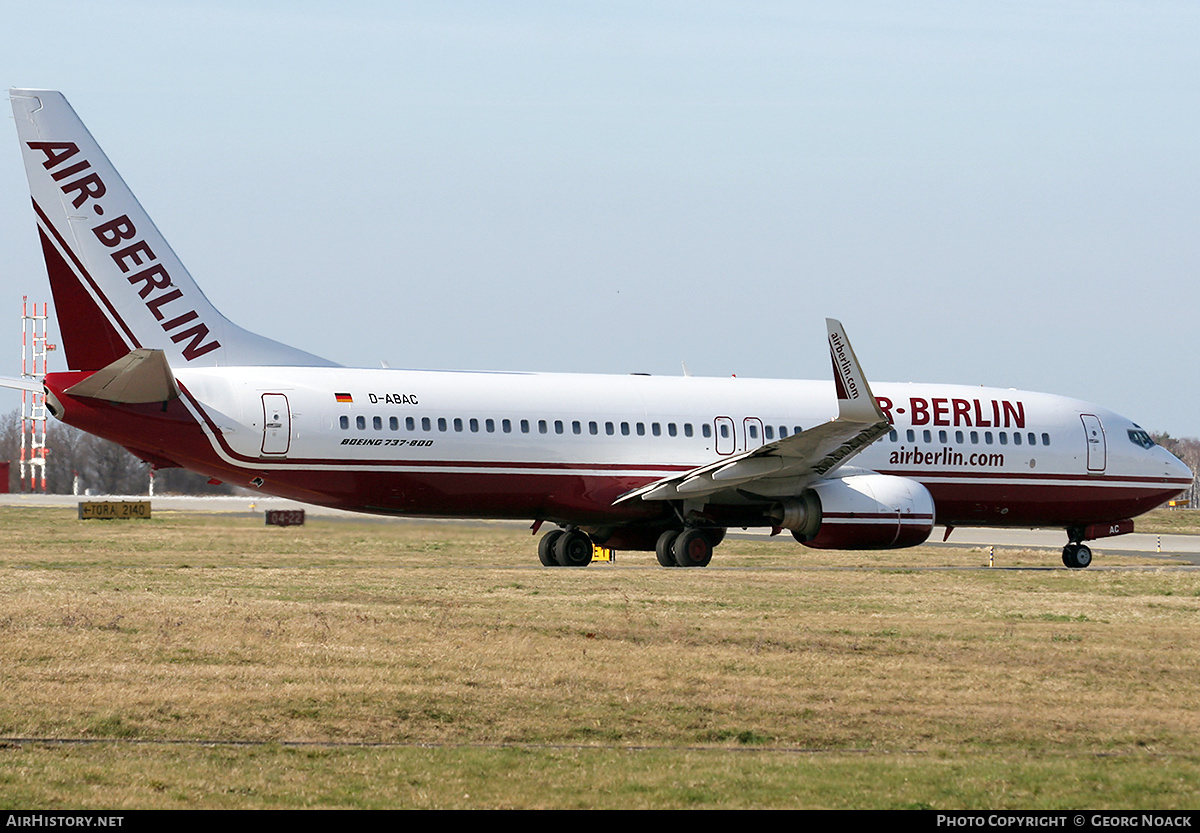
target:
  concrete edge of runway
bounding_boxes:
[3,492,1198,564]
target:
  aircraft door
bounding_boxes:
[262,393,291,455]
[1081,414,1106,473]
[743,417,765,451]
[714,416,735,455]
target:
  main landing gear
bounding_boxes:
[537,525,727,568]
[1062,542,1093,569]
[655,528,724,568]
[540,528,724,568]
[538,528,595,567]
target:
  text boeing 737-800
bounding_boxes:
[4,89,1191,569]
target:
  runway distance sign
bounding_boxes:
[78,500,151,520]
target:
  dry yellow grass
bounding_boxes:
[0,506,1197,808]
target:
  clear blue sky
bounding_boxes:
[2,2,1198,434]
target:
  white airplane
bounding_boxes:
[5,89,1192,569]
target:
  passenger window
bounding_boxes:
[469,418,479,432]
[485,418,494,433]
[572,421,582,435]
[766,426,776,441]
[438,418,448,432]
[621,422,630,436]
[520,419,530,434]
[636,422,645,436]
[668,423,678,437]
[537,419,547,434]
[502,419,511,433]
[652,423,661,436]
[685,424,694,438]
[339,415,349,430]
[589,421,599,435]
[356,416,366,430]
[606,422,615,436]
[453,418,463,432]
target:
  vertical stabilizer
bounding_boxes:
[10,89,336,370]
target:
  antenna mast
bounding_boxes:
[20,297,52,492]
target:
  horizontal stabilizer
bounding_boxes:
[0,376,44,393]
[65,349,180,403]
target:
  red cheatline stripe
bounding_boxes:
[33,199,140,353]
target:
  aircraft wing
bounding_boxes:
[615,319,890,503]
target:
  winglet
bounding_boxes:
[826,318,888,424]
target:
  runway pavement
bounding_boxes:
[3,492,1198,565]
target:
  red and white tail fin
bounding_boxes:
[10,89,336,371]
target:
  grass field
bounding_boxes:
[0,505,1198,809]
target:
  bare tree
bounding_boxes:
[1,409,237,496]
[1152,432,1199,507]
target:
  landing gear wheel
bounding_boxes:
[555,529,595,567]
[673,528,714,568]
[1076,545,1092,568]
[656,530,680,567]
[1062,543,1093,569]
[538,529,564,566]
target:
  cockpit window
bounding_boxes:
[1128,428,1156,450]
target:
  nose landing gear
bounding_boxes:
[1061,542,1093,569]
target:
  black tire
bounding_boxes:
[538,529,564,566]
[555,529,594,567]
[673,528,713,568]
[1061,544,1075,568]
[656,530,680,567]
[1062,543,1093,569]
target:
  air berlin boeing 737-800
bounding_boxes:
[3,89,1191,569]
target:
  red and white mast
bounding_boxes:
[20,297,53,492]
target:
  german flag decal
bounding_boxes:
[334,392,353,403]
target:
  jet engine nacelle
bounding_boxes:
[775,473,935,550]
